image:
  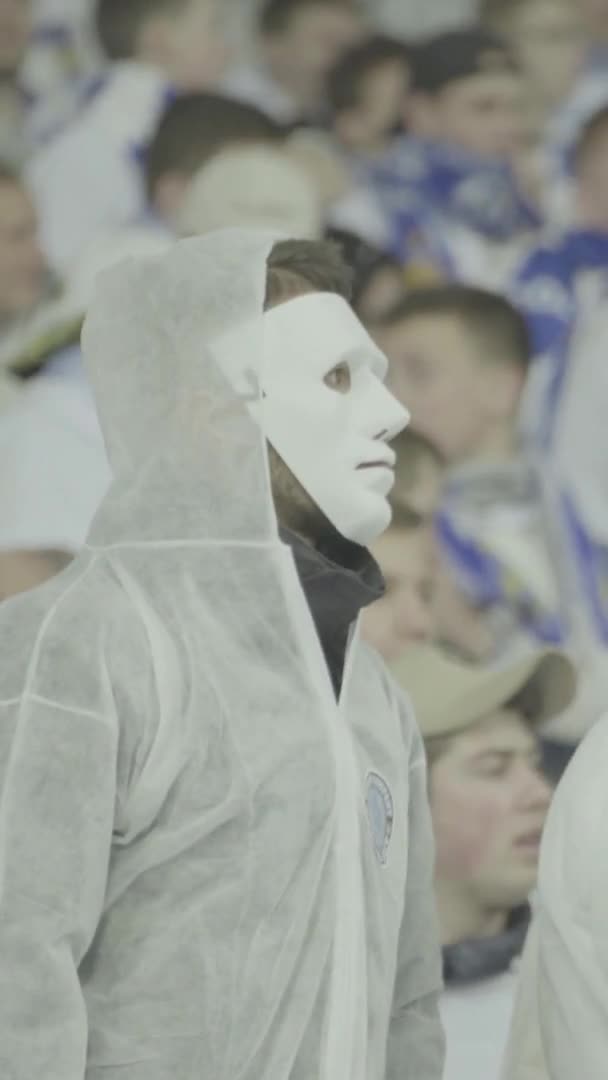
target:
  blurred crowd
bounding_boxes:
[2,0,608,1077]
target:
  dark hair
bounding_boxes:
[95,0,189,60]
[574,104,608,168]
[0,161,22,187]
[388,503,425,530]
[326,34,410,114]
[145,93,284,197]
[409,26,517,95]
[265,239,353,308]
[324,227,403,314]
[424,734,454,769]
[376,285,531,372]
[392,426,443,488]
[260,0,357,35]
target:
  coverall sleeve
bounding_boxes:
[527,717,608,1080]
[0,691,118,1079]
[385,725,445,1080]
[501,920,551,1080]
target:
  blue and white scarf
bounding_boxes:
[514,229,608,357]
[364,136,539,268]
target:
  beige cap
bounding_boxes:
[174,144,322,240]
[390,644,577,738]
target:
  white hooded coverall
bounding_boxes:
[0,231,444,1079]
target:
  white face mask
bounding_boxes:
[213,293,410,546]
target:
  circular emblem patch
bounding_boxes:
[366,771,394,866]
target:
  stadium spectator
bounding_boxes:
[223,0,364,124]
[26,0,229,272]
[375,286,563,655]
[392,643,575,1080]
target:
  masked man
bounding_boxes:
[0,230,445,1080]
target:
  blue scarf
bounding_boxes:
[365,136,539,268]
[514,228,608,356]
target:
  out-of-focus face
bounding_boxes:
[393,452,443,520]
[380,313,509,464]
[363,525,435,660]
[507,0,587,109]
[577,123,608,230]
[266,3,364,109]
[577,0,608,39]
[0,0,31,77]
[430,710,552,909]
[166,0,230,90]
[414,71,527,160]
[337,59,410,153]
[355,263,406,325]
[0,179,47,320]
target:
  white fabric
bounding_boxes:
[0,348,109,552]
[175,144,322,239]
[26,62,172,273]
[327,185,392,249]
[503,717,608,1080]
[0,226,171,556]
[501,922,549,1080]
[0,229,444,1079]
[222,62,299,122]
[543,301,608,722]
[215,291,408,546]
[442,972,516,1080]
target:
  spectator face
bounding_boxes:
[336,59,410,152]
[363,525,435,660]
[507,0,587,110]
[265,3,364,110]
[0,178,47,321]
[162,0,230,90]
[0,0,31,77]
[381,313,522,463]
[577,123,608,230]
[430,711,552,911]
[410,71,526,160]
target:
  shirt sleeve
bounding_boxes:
[531,718,608,1080]
[0,690,118,1079]
[385,722,446,1080]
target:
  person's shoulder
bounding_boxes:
[0,553,147,708]
[539,714,608,898]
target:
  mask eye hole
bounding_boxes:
[324,362,352,394]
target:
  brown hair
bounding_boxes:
[376,285,531,373]
[265,238,354,309]
[575,104,608,169]
[0,161,22,188]
[260,0,357,35]
[145,93,284,198]
[96,0,190,60]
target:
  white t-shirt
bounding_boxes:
[0,347,109,552]
[441,971,517,1080]
[27,62,172,273]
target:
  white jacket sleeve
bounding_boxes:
[501,920,550,1080]
[516,718,608,1080]
[0,690,118,1078]
[385,726,445,1080]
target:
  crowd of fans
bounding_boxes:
[2,0,608,1077]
